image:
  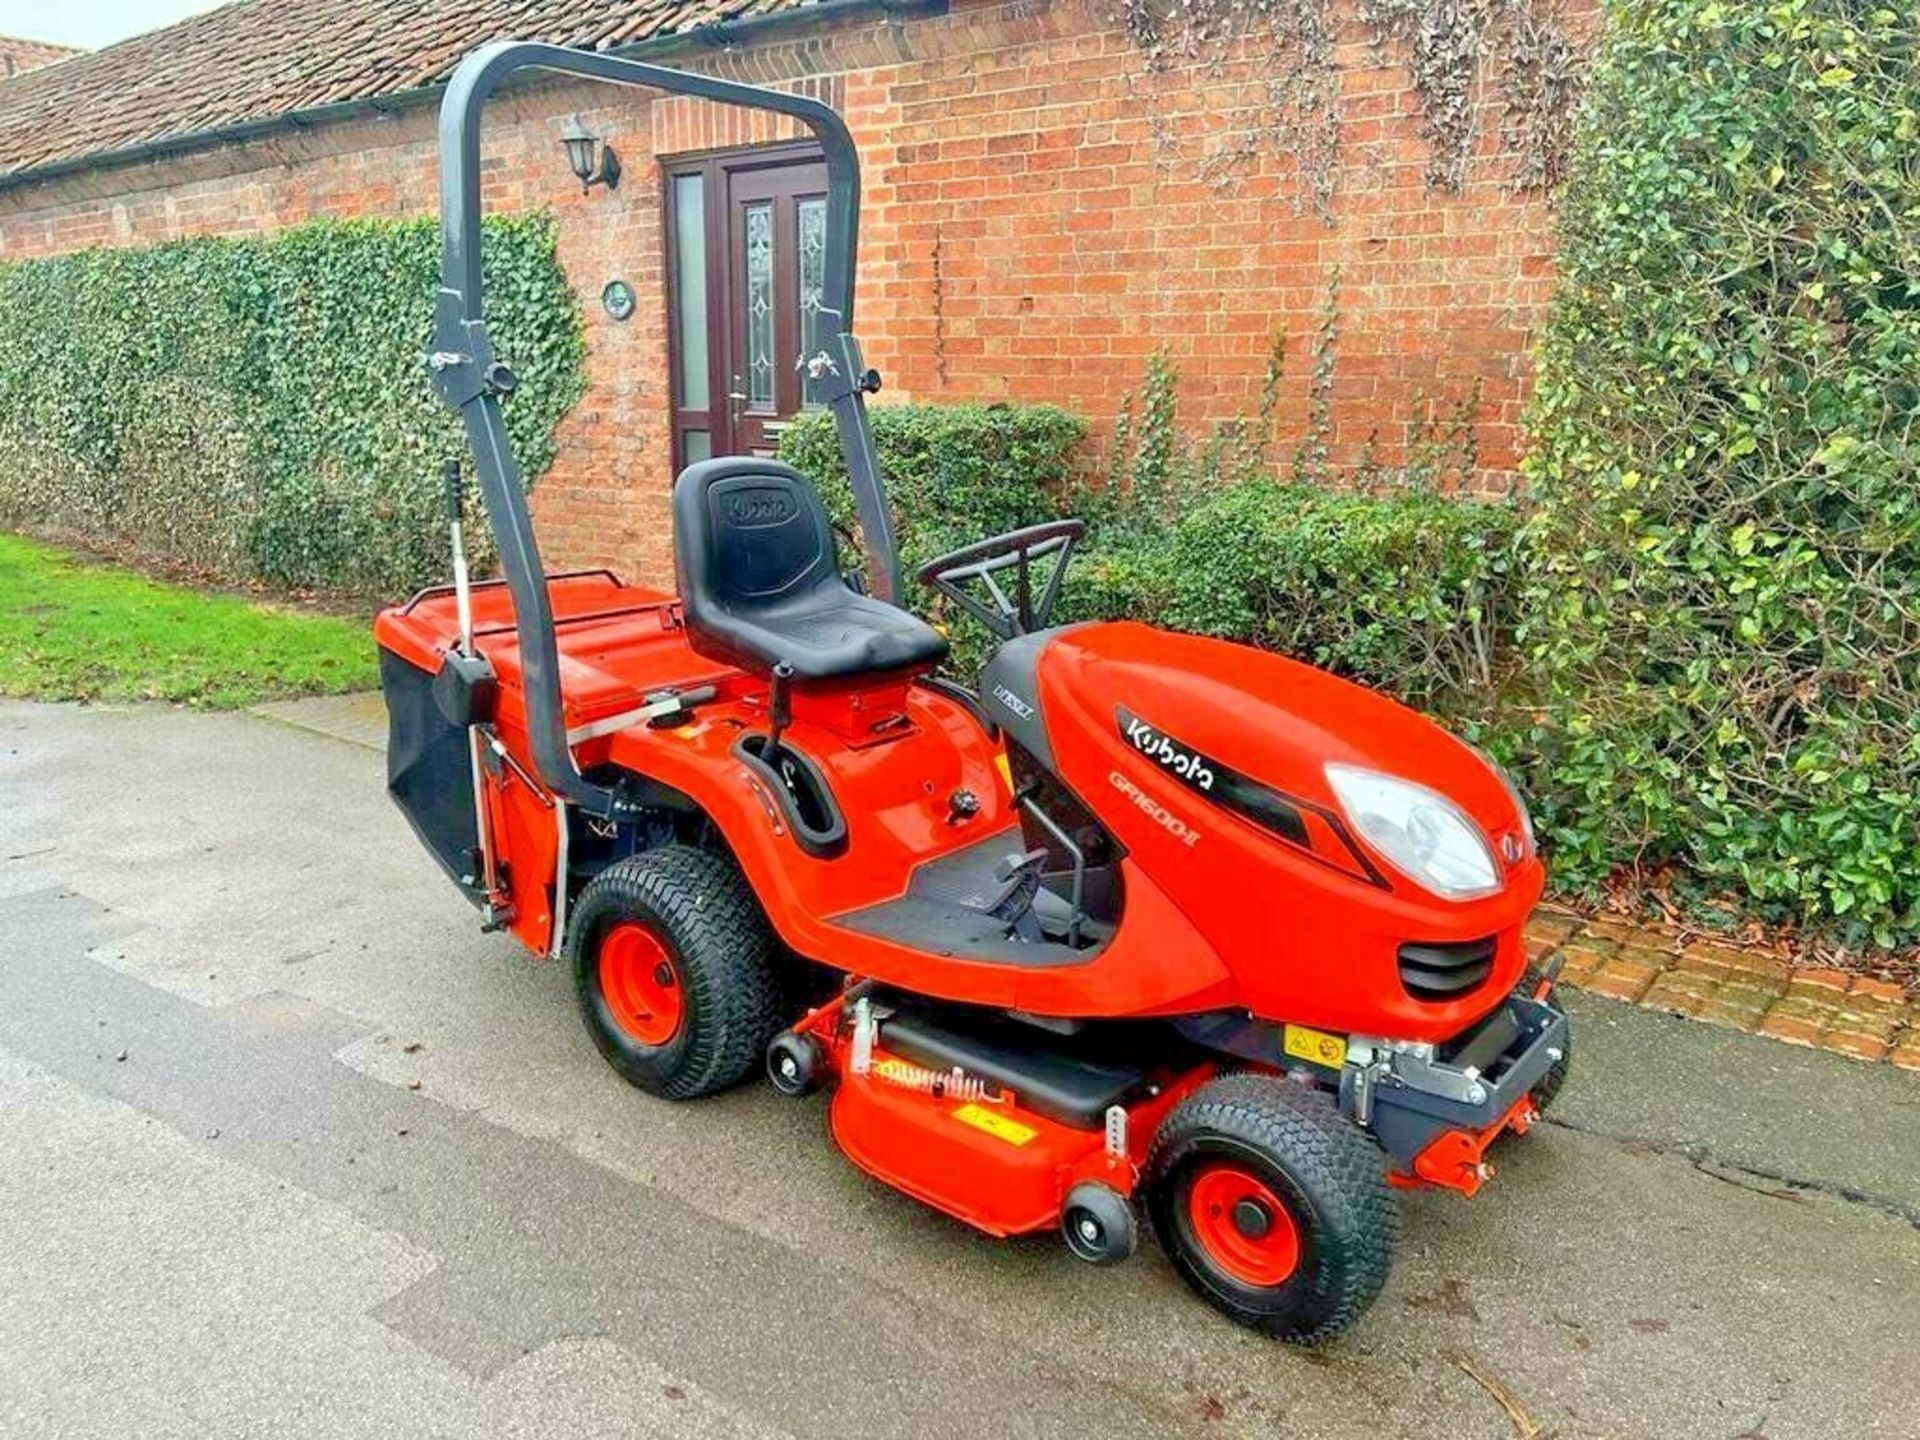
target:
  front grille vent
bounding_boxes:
[1397,937,1497,1001]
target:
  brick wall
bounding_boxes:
[0,0,1597,589]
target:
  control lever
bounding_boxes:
[987,848,1051,939]
[563,683,721,747]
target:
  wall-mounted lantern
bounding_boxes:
[560,116,621,193]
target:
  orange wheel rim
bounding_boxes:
[1186,1164,1300,1287]
[598,921,683,1045]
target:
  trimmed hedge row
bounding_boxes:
[778,407,1516,715]
[0,213,584,596]
[777,402,1086,574]
[1099,481,1516,716]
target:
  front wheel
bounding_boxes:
[1145,1073,1398,1344]
[568,846,783,1100]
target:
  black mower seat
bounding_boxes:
[673,457,948,682]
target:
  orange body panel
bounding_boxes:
[822,1033,1213,1236]
[1034,623,1543,1038]
[828,1050,1107,1236]
[374,575,1539,1043]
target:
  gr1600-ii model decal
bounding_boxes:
[1115,706,1388,888]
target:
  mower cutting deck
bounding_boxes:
[375,40,1570,1345]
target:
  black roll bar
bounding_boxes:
[428,41,903,820]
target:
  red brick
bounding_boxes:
[1850,976,1908,1004]
[1695,987,1774,1032]
[1820,1030,1890,1063]
[1641,971,1717,1018]
[1755,1011,1823,1048]
[1585,959,1660,1004]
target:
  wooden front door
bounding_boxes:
[665,145,829,468]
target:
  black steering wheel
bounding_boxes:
[914,519,1086,640]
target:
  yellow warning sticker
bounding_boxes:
[952,1103,1037,1147]
[993,751,1014,794]
[1283,1024,1348,1070]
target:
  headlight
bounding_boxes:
[1325,763,1502,900]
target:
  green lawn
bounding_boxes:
[0,533,376,708]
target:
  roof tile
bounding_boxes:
[0,0,825,180]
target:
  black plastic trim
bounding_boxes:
[1397,937,1498,1000]
[879,1007,1143,1129]
[732,734,848,859]
[1368,991,1569,1167]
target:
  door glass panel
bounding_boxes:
[797,196,827,381]
[672,174,709,411]
[744,200,775,408]
[682,429,712,464]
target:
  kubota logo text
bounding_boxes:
[1122,715,1216,791]
[1109,771,1201,847]
[724,488,797,525]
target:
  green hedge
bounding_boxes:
[1082,482,1517,716]
[780,404,1515,715]
[0,213,584,597]
[1518,0,1920,943]
[778,402,1084,573]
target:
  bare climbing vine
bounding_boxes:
[1290,269,1340,483]
[1497,0,1581,192]
[1117,0,1341,213]
[931,222,948,386]
[1360,0,1580,190]
[1113,0,1581,204]
[1360,0,1491,191]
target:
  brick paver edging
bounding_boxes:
[1527,907,1918,1070]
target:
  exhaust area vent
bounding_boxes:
[1397,937,1497,1000]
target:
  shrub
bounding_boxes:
[781,384,1514,716]
[0,213,584,597]
[1518,0,1920,942]
[778,402,1083,674]
[1067,322,1513,715]
[777,402,1084,582]
[1159,482,1516,714]
[1058,483,1516,715]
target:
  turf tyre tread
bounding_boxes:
[569,845,782,1101]
[1146,1073,1398,1345]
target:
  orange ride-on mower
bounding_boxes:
[376,42,1571,1345]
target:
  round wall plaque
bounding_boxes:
[601,278,636,321]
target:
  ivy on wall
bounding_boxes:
[0,213,585,597]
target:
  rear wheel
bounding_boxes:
[1146,1073,1397,1344]
[569,846,782,1100]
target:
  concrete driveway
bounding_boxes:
[2,699,1916,1439]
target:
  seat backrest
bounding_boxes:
[673,457,842,663]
